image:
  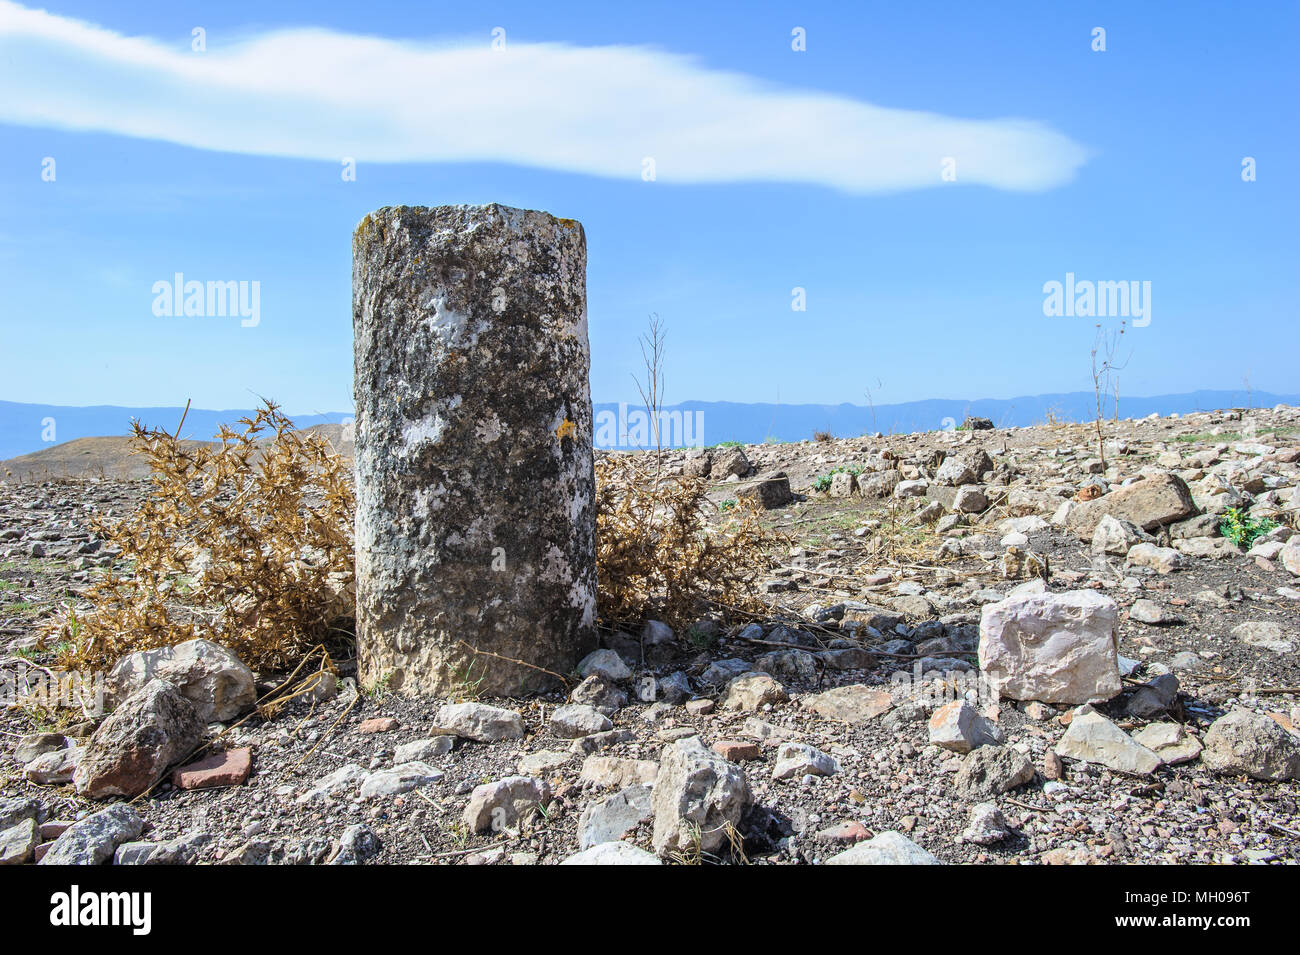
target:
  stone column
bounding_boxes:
[353,204,596,697]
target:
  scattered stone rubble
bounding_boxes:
[2,404,1300,864]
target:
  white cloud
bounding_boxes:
[0,2,1088,193]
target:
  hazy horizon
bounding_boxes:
[3,387,1295,461]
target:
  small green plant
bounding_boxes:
[449,660,486,701]
[713,440,743,449]
[811,465,861,493]
[686,623,718,649]
[666,821,705,865]
[448,823,470,850]
[7,601,48,617]
[717,498,737,512]
[363,670,393,700]
[1219,507,1277,549]
[1174,431,1236,444]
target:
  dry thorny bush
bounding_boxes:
[49,401,355,673]
[45,400,777,677]
[594,454,784,632]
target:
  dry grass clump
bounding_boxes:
[595,454,783,631]
[50,401,355,672]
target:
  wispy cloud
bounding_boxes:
[0,2,1088,193]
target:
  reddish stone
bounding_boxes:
[712,740,761,761]
[1043,749,1064,780]
[34,842,53,863]
[39,821,71,840]
[684,699,714,716]
[171,747,253,790]
[818,820,870,844]
[359,717,400,734]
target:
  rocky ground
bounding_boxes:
[2,404,1300,865]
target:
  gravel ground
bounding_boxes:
[2,405,1299,865]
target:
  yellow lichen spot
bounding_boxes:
[556,419,576,441]
[556,217,579,231]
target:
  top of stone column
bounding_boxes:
[353,202,587,343]
[354,203,584,258]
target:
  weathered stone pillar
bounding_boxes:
[353,204,597,697]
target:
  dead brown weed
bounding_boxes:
[595,454,784,631]
[50,401,355,672]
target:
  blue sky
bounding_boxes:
[0,0,1296,417]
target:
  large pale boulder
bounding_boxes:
[824,831,940,865]
[353,204,596,697]
[463,776,550,834]
[435,702,525,742]
[108,639,255,722]
[1201,711,1300,781]
[651,737,751,858]
[979,590,1121,704]
[560,841,662,865]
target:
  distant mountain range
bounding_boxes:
[0,402,353,463]
[1,389,1295,462]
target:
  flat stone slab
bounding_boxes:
[803,685,893,723]
[171,748,253,790]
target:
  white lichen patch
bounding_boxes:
[400,414,446,456]
[399,396,463,458]
[462,515,493,546]
[538,544,573,587]
[421,292,480,349]
[411,482,448,521]
[568,486,590,527]
[474,411,504,443]
[572,578,597,625]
